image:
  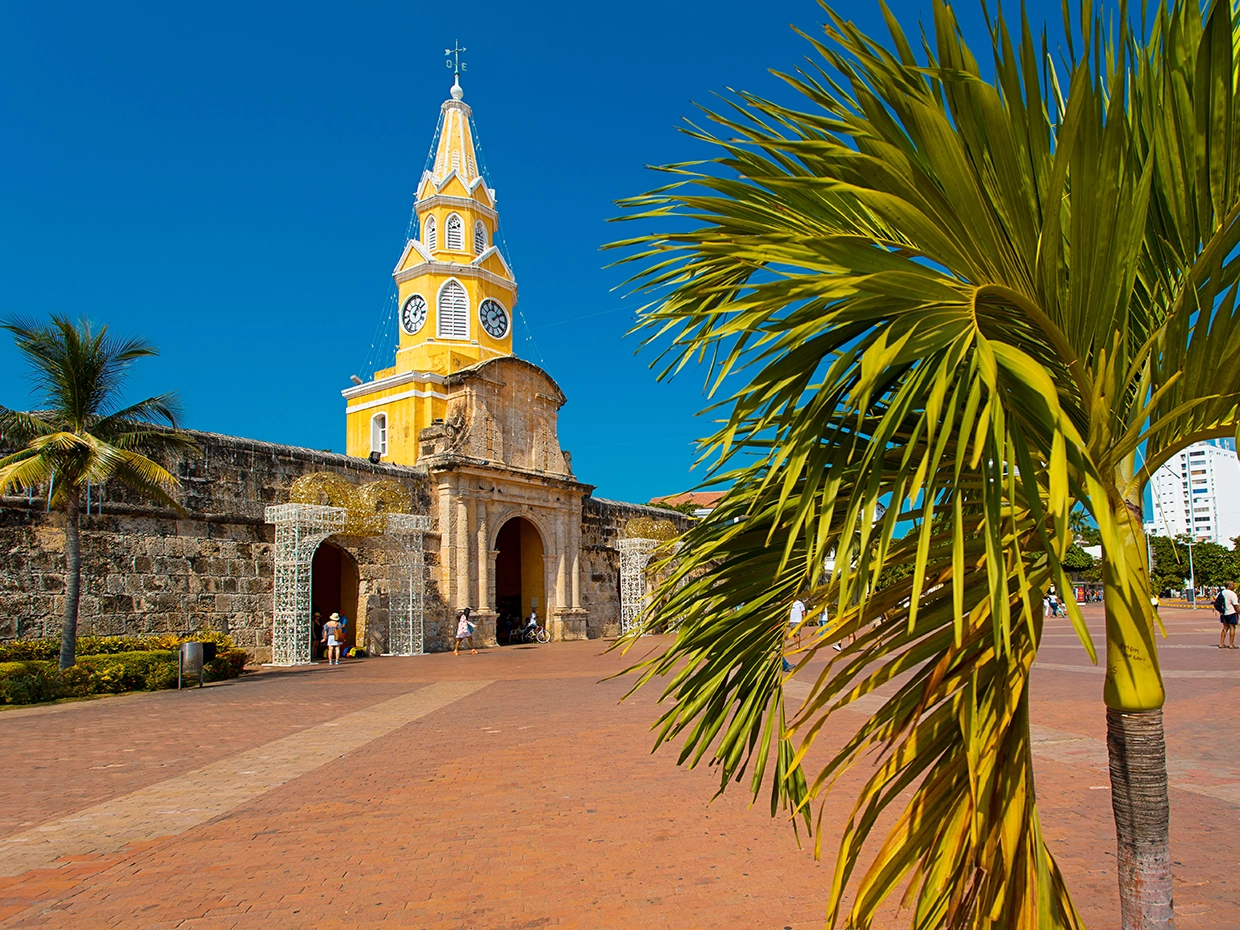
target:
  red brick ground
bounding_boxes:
[0,605,1235,929]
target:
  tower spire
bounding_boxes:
[445,41,466,99]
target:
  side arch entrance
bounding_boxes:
[494,516,546,643]
[311,541,360,656]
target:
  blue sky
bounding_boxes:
[1,0,1057,504]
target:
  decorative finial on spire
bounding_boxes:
[445,41,467,100]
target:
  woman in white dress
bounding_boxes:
[454,607,477,656]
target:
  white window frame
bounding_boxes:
[370,412,388,455]
[437,278,470,340]
[445,212,464,251]
[423,215,437,251]
[474,220,487,254]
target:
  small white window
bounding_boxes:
[474,220,487,254]
[370,413,388,455]
[423,215,437,251]
[445,212,464,251]
[437,279,469,339]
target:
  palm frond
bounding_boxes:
[609,0,1240,925]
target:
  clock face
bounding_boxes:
[479,298,510,339]
[401,294,427,335]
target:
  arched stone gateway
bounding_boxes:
[264,475,432,666]
[311,541,359,654]
[493,515,546,642]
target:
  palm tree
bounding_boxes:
[613,1,1239,927]
[0,316,194,669]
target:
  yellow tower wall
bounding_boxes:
[342,88,518,467]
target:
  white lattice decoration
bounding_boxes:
[265,503,347,666]
[618,537,660,635]
[386,513,433,656]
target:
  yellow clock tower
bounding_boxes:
[342,74,517,465]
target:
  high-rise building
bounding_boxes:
[1145,439,1240,545]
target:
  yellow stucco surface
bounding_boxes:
[344,86,518,466]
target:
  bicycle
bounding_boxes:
[517,626,551,644]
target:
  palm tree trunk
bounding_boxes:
[1102,491,1173,929]
[60,484,82,670]
[1106,707,1174,929]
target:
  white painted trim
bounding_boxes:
[346,387,450,414]
[392,239,433,275]
[341,368,447,400]
[470,245,513,277]
[394,261,517,297]
[415,192,498,222]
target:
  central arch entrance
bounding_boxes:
[494,517,546,643]
[311,541,359,657]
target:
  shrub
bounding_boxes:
[0,631,236,663]
[0,661,60,705]
[203,648,248,683]
[74,650,178,693]
[0,637,247,705]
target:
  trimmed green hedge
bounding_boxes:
[0,630,236,663]
[0,643,250,706]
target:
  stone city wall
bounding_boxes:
[579,497,695,638]
[0,427,695,658]
[0,429,443,662]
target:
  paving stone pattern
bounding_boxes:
[0,605,1235,928]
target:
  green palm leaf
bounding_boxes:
[612,0,1240,925]
[1,314,194,668]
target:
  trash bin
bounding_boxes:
[179,642,204,689]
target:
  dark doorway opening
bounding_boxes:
[494,517,545,644]
[311,541,359,658]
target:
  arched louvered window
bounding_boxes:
[445,213,464,251]
[423,215,437,252]
[370,413,387,455]
[474,220,487,254]
[437,279,469,339]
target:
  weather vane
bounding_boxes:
[445,41,467,78]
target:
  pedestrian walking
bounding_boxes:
[1218,582,1238,649]
[323,612,344,665]
[782,598,807,673]
[454,607,477,656]
[788,598,806,647]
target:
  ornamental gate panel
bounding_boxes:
[265,503,347,666]
[617,537,660,635]
[385,513,433,656]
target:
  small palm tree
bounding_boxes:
[614,0,1239,927]
[0,315,194,669]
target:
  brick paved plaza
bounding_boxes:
[0,605,1236,929]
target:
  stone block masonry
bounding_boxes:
[0,428,683,659]
[0,430,436,663]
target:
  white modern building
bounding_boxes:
[1145,439,1240,545]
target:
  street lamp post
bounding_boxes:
[1186,533,1197,608]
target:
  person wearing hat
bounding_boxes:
[323,612,344,665]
